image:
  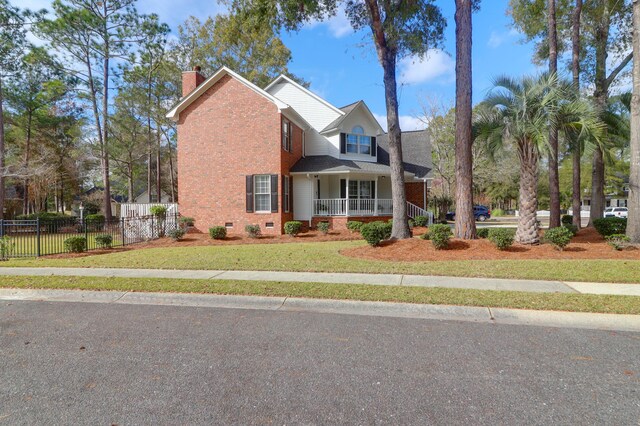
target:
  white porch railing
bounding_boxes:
[313,198,393,217]
[120,203,178,218]
[406,201,433,224]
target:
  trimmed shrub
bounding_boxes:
[209,226,227,240]
[360,221,393,247]
[606,234,631,251]
[85,214,105,232]
[593,217,627,237]
[245,224,261,238]
[168,228,186,241]
[346,221,363,233]
[16,212,70,220]
[149,205,168,217]
[544,226,573,251]
[420,231,430,240]
[487,228,514,250]
[179,216,195,227]
[64,236,87,253]
[562,223,579,236]
[413,216,429,227]
[561,214,573,226]
[492,208,505,217]
[284,221,303,237]
[94,234,113,248]
[0,236,14,260]
[476,228,490,239]
[317,221,330,235]
[408,218,415,228]
[429,224,452,250]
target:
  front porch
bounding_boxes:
[313,198,393,216]
[310,173,393,218]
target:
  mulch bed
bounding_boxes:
[341,227,640,261]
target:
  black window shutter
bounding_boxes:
[246,175,254,213]
[340,133,346,154]
[371,181,376,199]
[271,174,279,213]
[370,136,377,157]
[340,179,346,199]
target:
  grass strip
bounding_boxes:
[1,275,638,315]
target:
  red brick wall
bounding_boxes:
[178,74,299,234]
[405,182,427,209]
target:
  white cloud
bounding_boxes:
[487,31,505,49]
[374,113,426,132]
[305,6,353,38]
[398,50,454,86]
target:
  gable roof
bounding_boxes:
[166,66,289,121]
[320,100,385,135]
[376,130,432,179]
[264,74,346,117]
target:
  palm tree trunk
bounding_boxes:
[627,0,640,243]
[516,141,540,244]
[571,0,583,229]
[454,0,477,239]
[548,0,561,228]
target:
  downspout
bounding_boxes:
[423,178,427,210]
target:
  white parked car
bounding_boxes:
[604,207,628,218]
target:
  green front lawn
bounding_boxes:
[1,275,638,314]
[2,241,640,283]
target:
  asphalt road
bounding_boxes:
[1,300,639,425]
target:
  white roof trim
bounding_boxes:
[166,66,289,121]
[264,74,345,117]
[320,101,386,135]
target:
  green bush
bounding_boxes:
[82,200,101,215]
[149,205,168,217]
[245,224,261,238]
[488,228,515,250]
[360,221,393,247]
[562,223,579,236]
[561,214,573,226]
[94,234,113,248]
[284,221,303,237]
[209,226,227,240]
[476,228,490,238]
[0,236,14,260]
[85,213,105,232]
[168,228,186,241]
[492,208,505,217]
[606,234,631,251]
[346,221,363,233]
[420,231,430,240]
[317,221,330,235]
[544,226,573,251]
[593,217,627,237]
[64,236,87,253]
[16,212,70,220]
[429,224,452,250]
[413,216,429,227]
[179,216,195,227]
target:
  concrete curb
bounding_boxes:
[1,288,638,332]
[2,267,638,296]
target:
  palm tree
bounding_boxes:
[475,73,603,244]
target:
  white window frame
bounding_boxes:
[346,126,371,155]
[284,176,290,213]
[254,175,271,213]
[348,180,374,200]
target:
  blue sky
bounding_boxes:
[23,0,539,130]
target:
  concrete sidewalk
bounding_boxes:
[1,288,639,332]
[0,267,638,296]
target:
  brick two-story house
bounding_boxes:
[167,66,432,234]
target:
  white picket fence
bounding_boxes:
[120,203,178,218]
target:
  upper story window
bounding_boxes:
[346,126,371,155]
[282,118,292,152]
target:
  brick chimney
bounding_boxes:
[182,66,206,97]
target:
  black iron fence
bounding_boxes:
[0,213,179,258]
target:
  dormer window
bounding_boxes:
[346,126,371,155]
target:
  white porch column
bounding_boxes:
[374,176,379,216]
[345,176,349,217]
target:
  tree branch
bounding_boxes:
[605,51,633,89]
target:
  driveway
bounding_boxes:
[1,300,638,424]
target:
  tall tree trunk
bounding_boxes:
[454,0,476,239]
[571,0,583,229]
[167,138,176,202]
[548,0,561,228]
[127,152,134,202]
[516,141,540,244]
[0,77,5,220]
[588,6,610,226]
[23,112,33,215]
[628,0,640,243]
[147,76,153,203]
[101,4,112,220]
[156,130,161,202]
